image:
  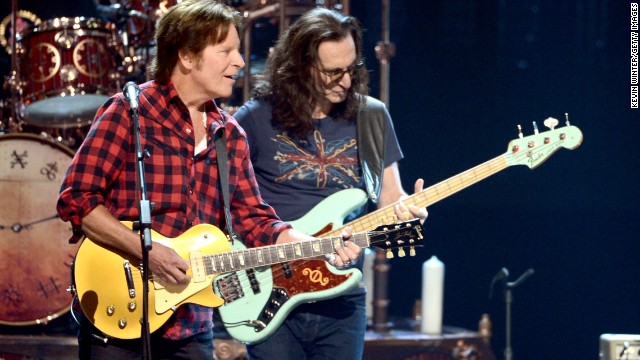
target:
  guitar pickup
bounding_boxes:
[246,268,261,294]
[281,263,293,278]
[123,260,136,298]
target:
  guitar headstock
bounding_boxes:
[369,218,424,259]
[505,118,583,169]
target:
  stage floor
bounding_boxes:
[0,326,496,360]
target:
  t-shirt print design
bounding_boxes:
[273,130,359,188]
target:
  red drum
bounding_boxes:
[0,133,80,325]
[18,17,121,128]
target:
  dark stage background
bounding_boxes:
[1,1,638,359]
[352,1,639,359]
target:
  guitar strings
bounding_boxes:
[224,133,569,296]
[137,139,544,285]
[124,130,568,309]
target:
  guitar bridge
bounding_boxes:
[215,272,245,303]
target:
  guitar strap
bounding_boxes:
[356,95,387,204]
[214,126,240,245]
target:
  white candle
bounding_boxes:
[421,255,444,335]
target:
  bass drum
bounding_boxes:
[0,133,80,325]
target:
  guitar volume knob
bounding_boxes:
[118,318,127,329]
[106,305,115,316]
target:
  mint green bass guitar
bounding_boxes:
[214,123,583,344]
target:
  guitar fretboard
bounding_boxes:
[202,232,371,274]
[326,124,582,237]
[329,154,509,236]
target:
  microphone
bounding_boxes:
[123,82,140,112]
[489,267,509,298]
[507,268,535,289]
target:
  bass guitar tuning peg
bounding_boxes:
[543,117,559,130]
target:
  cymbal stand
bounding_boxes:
[7,0,21,132]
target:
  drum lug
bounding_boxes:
[66,284,76,295]
[55,32,77,50]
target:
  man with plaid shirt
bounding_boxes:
[57,1,360,359]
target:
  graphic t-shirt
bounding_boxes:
[235,98,403,224]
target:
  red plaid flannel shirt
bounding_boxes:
[58,81,290,339]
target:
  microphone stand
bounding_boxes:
[130,99,153,359]
[503,268,534,360]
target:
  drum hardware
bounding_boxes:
[17,122,90,150]
[96,3,150,23]
[0,9,41,55]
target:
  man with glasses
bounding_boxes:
[233,7,428,360]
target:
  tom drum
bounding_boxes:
[18,17,121,128]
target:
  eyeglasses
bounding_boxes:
[314,60,364,82]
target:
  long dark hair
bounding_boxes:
[148,0,242,84]
[252,7,369,138]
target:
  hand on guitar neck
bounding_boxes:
[394,178,429,224]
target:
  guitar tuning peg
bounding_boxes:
[532,121,539,134]
[398,248,406,257]
[565,113,571,126]
[543,117,559,130]
[517,124,523,139]
[386,249,394,259]
[409,246,416,256]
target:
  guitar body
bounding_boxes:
[287,188,369,236]
[73,221,228,339]
[214,247,362,344]
[215,188,369,344]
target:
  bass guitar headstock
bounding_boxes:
[505,115,583,169]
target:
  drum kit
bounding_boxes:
[0,0,346,329]
[0,1,182,140]
[0,0,175,330]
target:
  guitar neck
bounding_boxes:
[329,153,509,235]
[202,232,371,275]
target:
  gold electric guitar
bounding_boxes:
[71,219,423,339]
